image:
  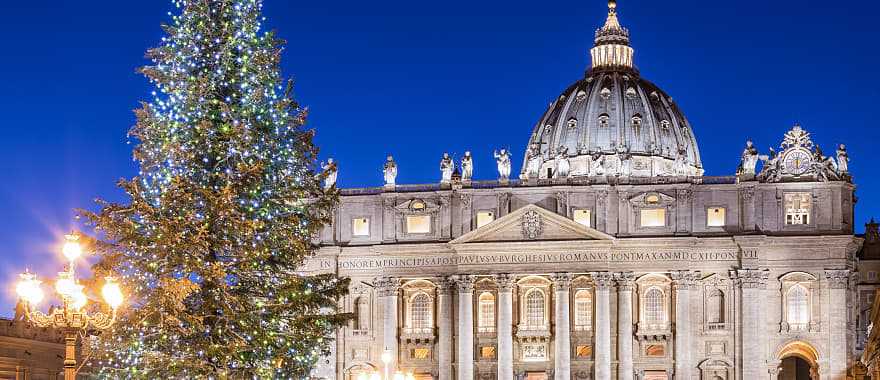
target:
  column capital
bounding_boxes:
[375,277,399,297]
[614,272,636,291]
[670,270,701,291]
[454,275,476,293]
[592,272,615,290]
[550,273,573,292]
[437,277,457,295]
[825,269,851,289]
[495,274,517,293]
[731,268,770,289]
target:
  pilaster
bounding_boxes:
[593,272,614,380]
[456,275,476,380]
[615,272,636,380]
[551,273,573,380]
[438,278,455,380]
[376,277,400,368]
[496,274,516,380]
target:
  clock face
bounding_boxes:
[783,149,812,176]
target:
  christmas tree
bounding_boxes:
[81,0,349,377]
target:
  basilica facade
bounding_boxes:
[306,2,862,379]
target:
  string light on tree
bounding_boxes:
[79,0,350,378]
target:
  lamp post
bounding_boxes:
[16,233,124,380]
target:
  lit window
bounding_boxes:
[574,290,592,330]
[573,209,592,228]
[411,348,430,359]
[640,209,666,227]
[409,293,433,331]
[525,289,546,327]
[645,344,665,357]
[644,287,665,324]
[575,345,593,358]
[707,207,726,227]
[480,346,496,359]
[352,218,370,237]
[476,211,495,229]
[406,215,431,234]
[786,284,809,327]
[478,292,495,332]
[785,193,811,225]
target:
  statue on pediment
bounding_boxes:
[757,147,781,182]
[383,155,398,186]
[440,152,455,184]
[494,148,512,181]
[461,151,473,181]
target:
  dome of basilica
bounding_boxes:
[521,1,703,179]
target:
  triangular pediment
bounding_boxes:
[450,204,615,244]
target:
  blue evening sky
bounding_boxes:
[0,0,877,316]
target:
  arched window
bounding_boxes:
[786,284,809,327]
[478,292,495,332]
[706,289,724,324]
[574,290,593,330]
[525,289,546,327]
[355,296,370,330]
[644,287,665,324]
[410,293,433,331]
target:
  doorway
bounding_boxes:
[780,356,811,380]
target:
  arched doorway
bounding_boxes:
[776,341,819,380]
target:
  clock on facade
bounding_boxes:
[783,149,812,176]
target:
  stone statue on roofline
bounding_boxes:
[461,151,473,182]
[494,148,512,182]
[320,158,338,190]
[555,146,571,179]
[737,139,760,176]
[524,143,543,179]
[836,144,849,175]
[440,153,455,184]
[757,147,780,182]
[383,155,398,187]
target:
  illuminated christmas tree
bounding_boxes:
[81,0,349,377]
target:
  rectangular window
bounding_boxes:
[785,193,811,225]
[707,207,726,227]
[645,344,665,357]
[640,209,666,227]
[352,217,370,237]
[573,209,592,228]
[476,211,495,229]
[411,348,430,359]
[406,215,431,234]
[575,345,593,358]
[480,346,496,359]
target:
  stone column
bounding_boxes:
[825,270,850,380]
[615,272,636,380]
[552,273,573,380]
[438,278,455,380]
[497,274,516,380]
[671,271,697,380]
[456,275,476,380]
[594,272,614,380]
[735,269,769,380]
[376,277,400,370]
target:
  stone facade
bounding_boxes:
[0,318,65,379]
[306,2,865,380]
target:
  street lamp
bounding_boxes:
[381,349,393,380]
[16,233,124,380]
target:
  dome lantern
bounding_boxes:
[590,0,635,71]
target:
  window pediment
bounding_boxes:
[629,192,676,207]
[395,198,441,215]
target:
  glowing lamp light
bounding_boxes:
[356,374,368,380]
[16,271,44,305]
[369,374,381,380]
[62,234,83,262]
[393,372,405,380]
[101,277,124,309]
[55,272,77,297]
[70,287,88,310]
[380,351,392,365]
[406,373,415,380]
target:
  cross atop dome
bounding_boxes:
[590,0,634,71]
